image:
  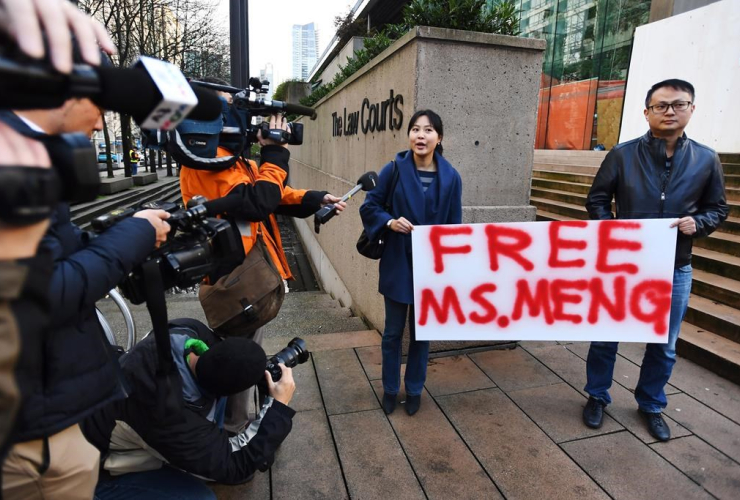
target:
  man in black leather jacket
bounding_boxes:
[581,79,728,441]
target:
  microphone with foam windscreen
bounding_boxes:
[0,54,222,127]
[314,171,379,234]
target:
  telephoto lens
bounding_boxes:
[265,338,309,382]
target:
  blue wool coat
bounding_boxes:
[360,150,462,304]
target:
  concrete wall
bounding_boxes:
[283,82,311,105]
[288,26,545,342]
[316,37,367,85]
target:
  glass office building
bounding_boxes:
[512,0,652,150]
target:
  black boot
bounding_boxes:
[382,392,397,414]
[405,395,421,416]
[582,397,605,429]
[639,410,671,441]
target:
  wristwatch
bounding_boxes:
[386,219,393,228]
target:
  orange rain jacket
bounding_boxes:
[180,145,326,280]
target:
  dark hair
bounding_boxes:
[195,337,266,397]
[407,109,444,154]
[645,79,695,108]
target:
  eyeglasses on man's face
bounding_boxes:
[647,101,692,114]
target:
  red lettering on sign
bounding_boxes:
[497,316,510,328]
[548,221,588,268]
[596,221,642,274]
[551,279,588,324]
[419,287,466,326]
[429,225,473,274]
[630,280,672,334]
[485,225,534,272]
[588,277,626,324]
[469,283,498,324]
[512,279,554,324]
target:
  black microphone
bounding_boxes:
[314,171,379,233]
[0,55,222,125]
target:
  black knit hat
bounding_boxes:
[195,337,267,397]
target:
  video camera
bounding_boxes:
[159,77,317,172]
[91,196,243,304]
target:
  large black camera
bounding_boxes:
[92,196,243,304]
[265,337,310,382]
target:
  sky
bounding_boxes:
[216,0,357,86]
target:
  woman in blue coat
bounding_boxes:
[360,110,462,416]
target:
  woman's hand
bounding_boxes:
[322,194,347,213]
[389,217,414,234]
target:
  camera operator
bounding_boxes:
[0,123,54,463]
[82,318,296,499]
[0,98,171,497]
[180,84,345,432]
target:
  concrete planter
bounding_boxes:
[132,172,158,186]
[288,26,545,351]
[99,177,133,195]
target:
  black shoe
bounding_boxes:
[405,395,421,416]
[639,410,671,441]
[582,397,605,429]
[382,392,397,414]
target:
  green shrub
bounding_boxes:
[301,0,519,108]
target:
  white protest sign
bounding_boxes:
[411,220,677,343]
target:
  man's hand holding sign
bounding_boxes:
[412,219,677,343]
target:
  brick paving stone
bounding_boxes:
[209,471,269,500]
[272,409,347,500]
[605,382,691,444]
[651,435,740,499]
[356,345,382,380]
[287,354,323,412]
[313,348,378,415]
[668,357,740,424]
[330,409,425,500]
[508,382,623,443]
[562,432,713,500]
[666,393,740,463]
[437,388,608,499]
[519,340,559,349]
[523,344,588,393]
[369,380,503,499]
[469,347,561,392]
[424,355,496,397]
[356,345,407,383]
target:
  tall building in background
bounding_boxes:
[292,23,319,81]
[260,63,275,100]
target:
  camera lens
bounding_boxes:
[265,337,309,382]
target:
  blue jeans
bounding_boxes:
[382,297,429,397]
[94,466,216,500]
[584,264,693,413]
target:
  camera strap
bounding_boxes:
[141,259,185,422]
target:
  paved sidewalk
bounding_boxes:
[210,332,740,499]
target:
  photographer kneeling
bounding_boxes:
[82,318,296,499]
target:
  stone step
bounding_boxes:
[719,153,740,164]
[70,178,178,216]
[533,163,600,175]
[693,230,740,257]
[531,187,614,212]
[691,269,740,309]
[676,323,740,386]
[725,174,740,188]
[722,163,740,175]
[279,291,343,310]
[72,182,182,228]
[531,177,591,195]
[685,294,740,344]
[262,309,368,338]
[692,247,740,282]
[532,170,596,185]
[530,196,589,220]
